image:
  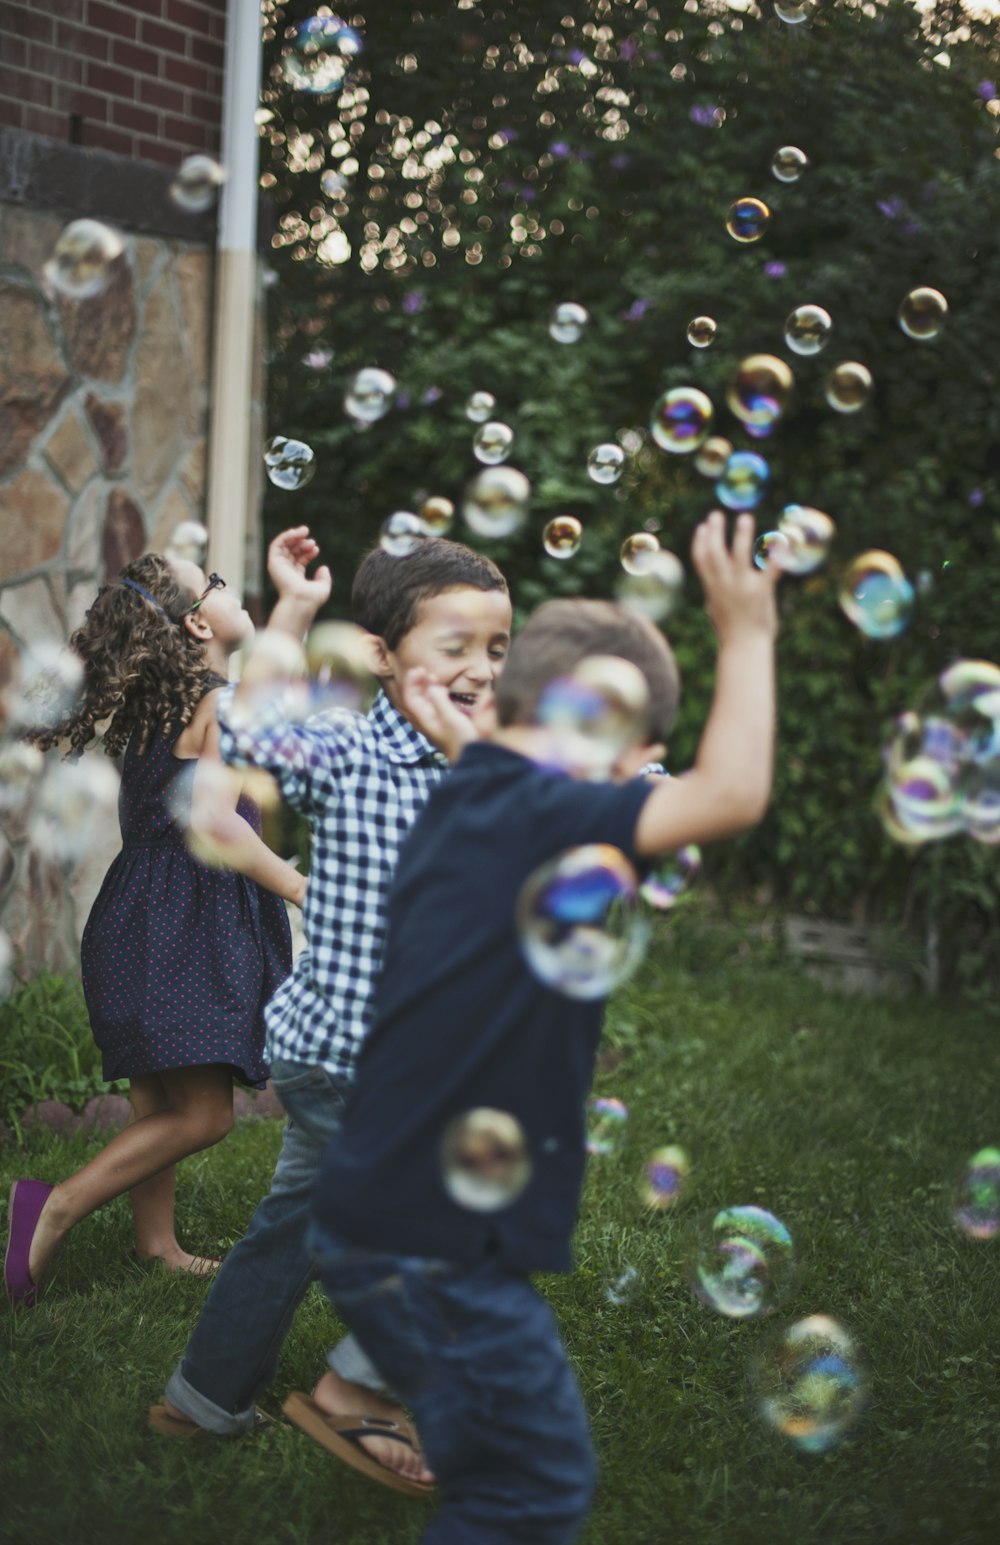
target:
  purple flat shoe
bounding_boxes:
[4,1180,54,1309]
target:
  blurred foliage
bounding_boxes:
[0,975,127,1135]
[256,0,1000,998]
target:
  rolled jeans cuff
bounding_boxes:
[164,1362,258,1436]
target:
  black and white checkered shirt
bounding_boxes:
[218,689,447,1079]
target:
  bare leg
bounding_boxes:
[311,1369,435,1484]
[28,1064,234,1285]
[127,1076,222,1276]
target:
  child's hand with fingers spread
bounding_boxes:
[691,511,781,646]
[401,668,481,764]
[268,526,332,608]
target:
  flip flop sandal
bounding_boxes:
[148,1404,276,1438]
[282,1391,434,1500]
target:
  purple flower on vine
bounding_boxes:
[764,260,787,279]
[402,291,425,315]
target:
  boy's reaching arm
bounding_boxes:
[635,511,779,857]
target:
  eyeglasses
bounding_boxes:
[189,573,226,612]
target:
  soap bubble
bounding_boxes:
[463,466,530,539]
[774,2,813,23]
[345,367,396,425]
[774,506,835,575]
[536,656,650,777]
[473,421,515,465]
[543,515,583,560]
[717,451,770,511]
[898,287,948,341]
[726,354,794,428]
[320,168,349,198]
[170,154,226,212]
[694,437,733,480]
[825,362,873,414]
[605,1266,640,1306]
[31,757,121,865]
[640,1146,691,1210]
[771,145,809,183]
[687,1205,795,1319]
[620,532,660,575]
[279,13,362,95]
[753,531,790,571]
[166,520,210,565]
[264,437,316,491]
[751,1315,867,1454]
[517,844,649,1000]
[687,315,718,349]
[225,628,310,733]
[418,496,455,536]
[6,640,83,734]
[838,551,914,640]
[784,305,832,357]
[953,1148,1000,1239]
[640,845,702,910]
[170,756,271,870]
[615,549,685,622]
[466,390,496,423]
[726,197,771,244]
[0,741,44,819]
[587,443,626,485]
[650,387,714,455]
[586,1096,629,1157]
[305,621,376,715]
[441,1108,532,1212]
[46,219,124,299]
[549,302,590,343]
[380,511,426,557]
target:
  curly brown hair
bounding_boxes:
[31,554,217,757]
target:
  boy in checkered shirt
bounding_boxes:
[153,527,511,1494]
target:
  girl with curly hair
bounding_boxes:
[5,553,302,1307]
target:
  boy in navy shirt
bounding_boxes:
[306,511,779,1541]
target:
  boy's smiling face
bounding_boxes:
[373,585,513,718]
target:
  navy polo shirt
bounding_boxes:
[312,741,655,1275]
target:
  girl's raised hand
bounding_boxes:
[267,527,332,606]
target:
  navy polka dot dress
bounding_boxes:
[81,701,292,1089]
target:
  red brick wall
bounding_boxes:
[0,0,227,168]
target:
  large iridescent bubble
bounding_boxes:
[686,1205,795,1319]
[784,305,832,357]
[536,656,650,778]
[650,388,713,455]
[716,452,770,511]
[463,466,530,539]
[751,1315,867,1454]
[838,551,914,640]
[726,354,794,429]
[898,287,948,342]
[516,845,649,1000]
[726,197,771,244]
[953,1147,1000,1240]
[441,1108,532,1212]
[279,14,362,96]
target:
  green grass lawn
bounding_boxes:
[3,923,1000,1545]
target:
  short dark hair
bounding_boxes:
[351,539,508,650]
[494,598,681,744]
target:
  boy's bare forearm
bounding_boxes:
[268,593,322,641]
[693,630,775,822]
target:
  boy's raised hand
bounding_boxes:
[268,526,332,608]
[691,511,780,644]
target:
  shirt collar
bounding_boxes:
[368,690,444,765]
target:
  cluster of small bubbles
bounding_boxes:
[263,436,316,491]
[784,304,833,357]
[877,659,1000,845]
[166,520,209,565]
[473,421,514,466]
[549,301,590,344]
[726,197,771,244]
[418,496,455,536]
[0,740,44,820]
[463,466,530,540]
[726,354,794,428]
[687,1205,796,1319]
[640,1145,691,1210]
[774,1,813,24]
[30,757,121,866]
[170,155,226,213]
[754,531,790,570]
[440,1108,532,1212]
[751,1315,867,1454]
[542,515,583,560]
[717,452,770,511]
[536,656,650,778]
[694,436,733,480]
[586,1096,629,1157]
[687,315,718,349]
[279,13,362,95]
[605,1266,640,1306]
[320,168,349,198]
[616,549,685,623]
[587,443,626,485]
[953,1147,1000,1239]
[640,845,702,910]
[380,510,426,558]
[838,551,914,640]
[4,640,83,735]
[620,531,660,576]
[345,367,396,425]
[825,361,873,413]
[305,621,376,716]
[45,219,124,300]
[898,286,948,341]
[650,387,714,455]
[465,390,496,423]
[771,145,809,183]
[773,506,835,575]
[516,844,649,1000]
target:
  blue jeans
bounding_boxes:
[165,1059,387,1435]
[311,1230,597,1544]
